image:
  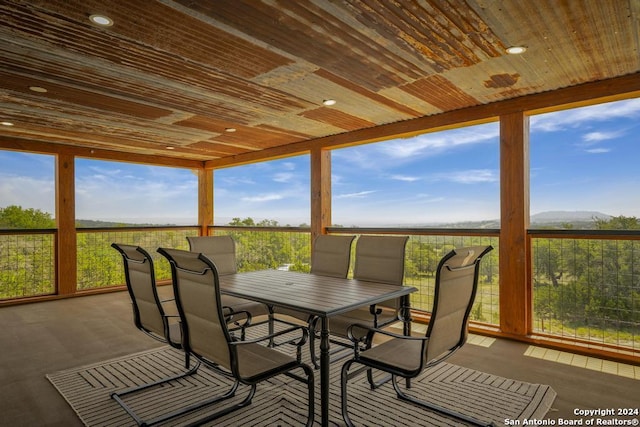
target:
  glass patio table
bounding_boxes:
[218,269,417,427]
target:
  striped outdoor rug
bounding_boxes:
[47,327,556,426]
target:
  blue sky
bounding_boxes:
[1,98,639,226]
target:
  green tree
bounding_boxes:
[0,205,56,229]
[223,218,311,271]
[594,215,640,230]
[404,239,438,278]
[229,217,256,227]
[533,215,640,337]
[0,205,56,298]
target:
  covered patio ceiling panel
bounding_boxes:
[0,0,638,162]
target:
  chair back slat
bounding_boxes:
[112,243,165,337]
[310,235,355,278]
[425,245,493,364]
[187,236,237,275]
[159,248,232,370]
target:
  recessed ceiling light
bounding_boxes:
[1,121,14,126]
[89,14,114,27]
[225,128,237,133]
[323,99,336,106]
[506,46,527,55]
[29,86,48,93]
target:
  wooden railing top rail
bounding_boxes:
[529,229,640,240]
[76,225,200,233]
[212,225,501,237]
[327,227,500,237]
[5,226,638,239]
[212,225,311,233]
[0,228,56,235]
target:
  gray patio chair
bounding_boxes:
[158,247,315,426]
[187,235,270,336]
[311,235,409,368]
[340,245,494,427]
[272,234,356,366]
[110,243,189,367]
[111,243,252,427]
[111,243,212,425]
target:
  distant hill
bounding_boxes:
[74,211,614,229]
[530,210,610,223]
[418,210,612,229]
[75,219,179,228]
[529,211,611,229]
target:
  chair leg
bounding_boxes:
[391,376,497,427]
[114,375,252,427]
[265,364,315,426]
[340,359,358,427]
[112,359,200,399]
[361,338,391,389]
[182,383,256,427]
[367,368,393,389]
[302,364,316,427]
[365,367,410,389]
[111,360,201,426]
[343,360,496,427]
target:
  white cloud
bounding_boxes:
[220,176,256,186]
[72,163,198,222]
[0,175,55,213]
[240,194,284,202]
[331,173,345,186]
[412,194,446,203]
[582,130,624,143]
[390,174,420,182]
[585,148,610,154]
[429,169,498,184]
[87,165,122,176]
[273,172,294,183]
[332,195,499,226]
[334,190,376,199]
[531,98,640,133]
[377,123,499,160]
[281,161,297,171]
[332,122,499,169]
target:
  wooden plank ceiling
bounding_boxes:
[0,0,639,163]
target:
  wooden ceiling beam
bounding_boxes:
[1,74,637,171]
[0,136,204,169]
[204,73,640,169]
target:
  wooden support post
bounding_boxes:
[55,154,76,295]
[198,168,213,236]
[310,147,331,243]
[499,112,530,336]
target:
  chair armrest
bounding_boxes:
[231,325,309,347]
[346,323,428,343]
[223,307,253,328]
[346,323,427,359]
[231,325,308,361]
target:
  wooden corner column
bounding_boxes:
[55,153,77,295]
[198,168,213,236]
[310,147,331,242]
[499,112,530,336]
